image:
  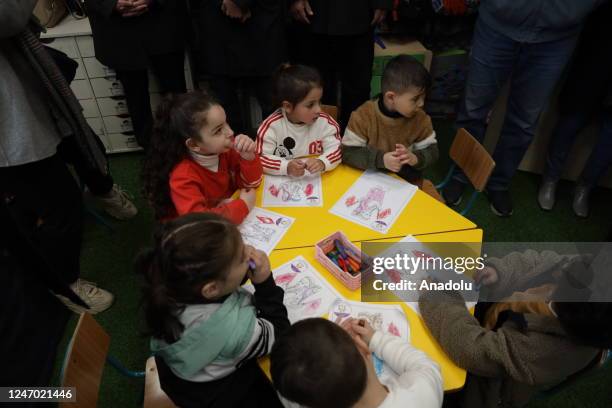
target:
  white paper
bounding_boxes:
[328,299,410,384]
[262,173,323,207]
[238,208,295,255]
[329,170,417,233]
[243,256,342,323]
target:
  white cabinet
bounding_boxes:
[41,16,195,154]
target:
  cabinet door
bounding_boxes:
[81,99,100,118]
[107,132,142,152]
[70,79,94,100]
[76,36,96,58]
[44,37,79,58]
[97,97,129,116]
[103,115,133,133]
[90,77,124,98]
[83,57,116,78]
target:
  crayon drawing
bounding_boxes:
[263,173,323,207]
[243,256,341,323]
[330,170,417,233]
[238,208,294,255]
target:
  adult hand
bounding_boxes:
[287,159,306,177]
[234,134,256,160]
[222,0,251,22]
[383,151,402,172]
[239,188,256,210]
[117,0,150,17]
[304,158,325,173]
[371,9,386,26]
[247,246,272,284]
[290,0,313,24]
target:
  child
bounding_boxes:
[270,317,443,408]
[256,64,342,177]
[137,213,290,408]
[142,91,262,223]
[342,55,441,200]
[419,251,612,407]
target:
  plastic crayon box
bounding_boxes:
[315,231,369,290]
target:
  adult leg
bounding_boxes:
[149,51,187,95]
[115,69,153,149]
[209,76,245,135]
[310,33,339,111]
[337,31,374,131]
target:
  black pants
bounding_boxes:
[0,154,83,290]
[291,29,374,131]
[208,76,274,139]
[115,51,187,149]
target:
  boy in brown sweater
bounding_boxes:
[342,55,441,200]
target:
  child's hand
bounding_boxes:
[287,159,306,177]
[395,144,418,166]
[350,319,375,346]
[239,188,256,210]
[234,134,256,160]
[383,151,402,172]
[474,266,499,286]
[304,158,325,173]
[247,246,272,284]
[290,0,313,24]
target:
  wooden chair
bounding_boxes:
[60,313,145,408]
[144,357,177,408]
[436,128,495,216]
[321,104,338,121]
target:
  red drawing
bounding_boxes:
[377,208,391,219]
[256,216,274,224]
[387,322,400,337]
[268,185,279,197]
[276,272,298,285]
[304,183,314,196]
[345,195,357,207]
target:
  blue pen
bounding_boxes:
[248,259,256,272]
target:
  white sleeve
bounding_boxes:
[412,131,437,151]
[257,117,290,176]
[317,114,342,172]
[369,331,444,408]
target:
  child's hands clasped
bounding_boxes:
[473,266,499,286]
[239,188,256,210]
[287,159,307,177]
[247,246,272,284]
[383,145,419,172]
[304,158,325,173]
[234,134,256,160]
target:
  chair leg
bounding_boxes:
[436,164,456,190]
[107,355,145,378]
[460,190,480,216]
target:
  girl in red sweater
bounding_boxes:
[143,91,263,223]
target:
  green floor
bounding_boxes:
[52,120,612,407]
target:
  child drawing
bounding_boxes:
[356,312,384,331]
[283,276,322,308]
[352,186,387,221]
[240,221,275,244]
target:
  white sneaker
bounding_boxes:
[96,184,138,220]
[56,279,114,314]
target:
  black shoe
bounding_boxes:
[487,189,513,217]
[442,179,466,206]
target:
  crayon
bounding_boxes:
[337,257,350,274]
[334,239,349,260]
[248,259,256,273]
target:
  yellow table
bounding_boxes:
[259,228,483,392]
[256,165,476,249]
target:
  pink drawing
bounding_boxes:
[256,216,274,224]
[268,185,280,197]
[276,272,298,285]
[387,269,401,283]
[304,183,314,196]
[345,195,357,207]
[377,208,391,219]
[387,322,400,337]
[353,187,385,220]
[303,298,322,314]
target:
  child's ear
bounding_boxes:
[185,137,201,153]
[281,100,294,113]
[201,281,220,299]
[383,91,396,104]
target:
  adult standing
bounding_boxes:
[441,0,603,217]
[86,0,189,149]
[289,0,391,131]
[191,0,286,137]
[538,1,612,218]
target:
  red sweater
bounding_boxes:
[168,151,263,224]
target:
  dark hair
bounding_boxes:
[381,54,432,95]
[272,63,322,107]
[142,91,218,219]
[135,213,242,344]
[270,318,368,408]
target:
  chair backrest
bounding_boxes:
[61,313,110,408]
[321,105,338,121]
[450,128,495,192]
[144,357,177,408]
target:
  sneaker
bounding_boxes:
[442,179,466,206]
[56,279,114,314]
[487,189,513,217]
[96,184,138,220]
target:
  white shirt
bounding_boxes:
[256,109,342,175]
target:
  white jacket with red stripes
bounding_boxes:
[256,109,342,175]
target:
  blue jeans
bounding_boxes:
[453,18,578,191]
[545,111,612,187]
